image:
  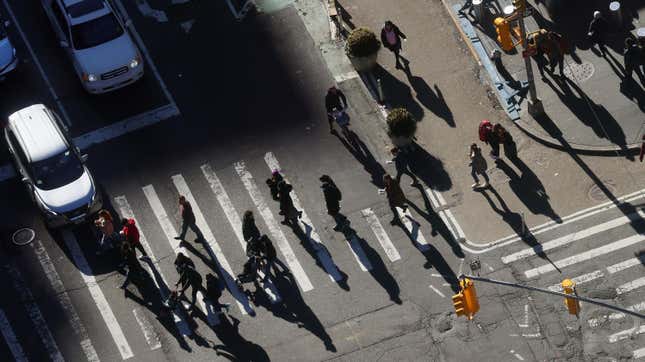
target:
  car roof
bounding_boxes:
[62,0,111,25]
[8,104,68,163]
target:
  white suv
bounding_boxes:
[41,0,144,94]
[4,104,102,227]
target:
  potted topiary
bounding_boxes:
[345,27,381,72]
[386,108,417,148]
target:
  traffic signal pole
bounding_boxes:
[514,0,544,116]
[458,274,645,320]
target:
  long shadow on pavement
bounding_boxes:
[335,131,387,188]
[211,314,270,361]
[401,64,455,127]
[407,144,453,192]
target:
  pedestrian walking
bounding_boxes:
[94,209,116,255]
[174,196,205,242]
[320,175,347,231]
[205,273,231,315]
[120,218,150,261]
[546,31,565,76]
[391,147,420,186]
[380,20,407,69]
[119,241,145,289]
[266,170,284,201]
[242,210,261,243]
[175,259,205,309]
[624,37,642,79]
[174,252,195,274]
[381,173,407,225]
[258,234,289,279]
[493,124,517,159]
[478,119,499,160]
[469,144,489,190]
[588,11,608,56]
[325,86,348,134]
[277,180,302,225]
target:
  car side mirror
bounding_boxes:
[60,40,69,48]
[81,154,88,163]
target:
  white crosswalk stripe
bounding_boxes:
[547,257,642,292]
[234,161,314,292]
[588,302,645,328]
[114,195,193,336]
[5,263,64,362]
[61,230,134,360]
[0,308,27,362]
[32,239,100,361]
[362,208,401,262]
[397,207,429,251]
[264,152,347,279]
[141,185,219,326]
[616,277,645,295]
[200,163,281,303]
[610,325,645,343]
[132,309,161,350]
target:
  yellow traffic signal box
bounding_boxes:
[562,279,580,316]
[452,278,480,319]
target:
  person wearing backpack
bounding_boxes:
[259,234,289,280]
[320,175,348,231]
[478,119,499,160]
[175,261,205,309]
[120,218,150,261]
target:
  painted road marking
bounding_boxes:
[6,263,65,362]
[114,195,192,336]
[548,257,642,292]
[61,230,134,359]
[2,0,72,127]
[141,185,218,325]
[588,302,645,328]
[362,208,401,262]
[334,71,359,83]
[397,207,429,251]
[502,210,645,264]
[132,309,161,350]
[0,308,27,362]
[171,174,253,312]
[347,232,373,271]
[429,285,445,298]
[32,240,100,361]
[510,350,525,361]
[616,276,645,295]
[264,152,345,281]
[432,190,466,239]
[633,347,645,359]
[234,161,313,292]
[524,234,645,278]
[200,163,280,305]
[609,324,645,343]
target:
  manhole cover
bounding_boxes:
[587,181,616,202]
[12,228,35,246]
[563,61,595,83]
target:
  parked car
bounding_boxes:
[0,17,18,79]
[40,0,144,94]
[4,104,102,227]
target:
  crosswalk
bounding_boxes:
[498,204,645,359]
[0,151,439,361]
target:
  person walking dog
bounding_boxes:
[381,20,407,69]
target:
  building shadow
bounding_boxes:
[252,272,336,352]
[211,314,270,361]
[543,76,633,159]
[407,144,453,192]
[340,225,402,304]
[335,130,387,188]
[288,222,350,291]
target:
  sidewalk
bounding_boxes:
[448,0,645,152]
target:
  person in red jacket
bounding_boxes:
[120,218,150,261]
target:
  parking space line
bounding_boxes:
[171,174,253,313]
[234,161,314,292]
[61,230,134,360]
[32,239,100,362]
[141,184,219,325]
[111,0,179,110]
[361,208,401,262]
[264,152,345,281]
[114,195,193,336]
[0,308,27,362]
[2,0,72,127]
[5,263,64,362]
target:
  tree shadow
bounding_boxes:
[288,222,350,291]
[543,76,633,159]
[211,315,270,361]
[407,144,453,192]
[252,272,337,352]
[401,66,455,127]
[335,130,387,188]
[478,185,559,269]
[340,225,402,304]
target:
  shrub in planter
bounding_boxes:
[386,108,417,147]
[345,27,381,58]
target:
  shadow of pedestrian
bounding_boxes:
[402,70,455,127]
[288,222,350,291]
[211,315,270,361]
[340,225,402,304]
[620,77,645,113]
[336,131,387,188]
[420,243,461,293]
[253,273,337,352]
[372,64,424,121]
[407,144,452,192]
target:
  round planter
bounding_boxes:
[348,52,378,72]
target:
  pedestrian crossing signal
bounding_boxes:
[561,279,580,316]
[452,293,466,317]
[452,278,479,319]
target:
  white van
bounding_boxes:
[4,104,102,227]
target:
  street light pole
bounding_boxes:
[515,0,543,116]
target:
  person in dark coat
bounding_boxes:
[175,261,205,309]
[266,170,284,201]
[382,173,407,225]
[624,37,642,80]
[119,241,145,289]
[320,175,347,231]
[588,11,608,56]
[325,87,348,133]
[205,273,231,315]
[242,210,261,243]
[381,20,407,69]
[175,196,204,242]
[258,234,289,279]
[391,147,420,187]
[493,124,516,160]
[277,180,301,225]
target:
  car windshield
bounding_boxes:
[70,13,123,50]
[30,150,84,190]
